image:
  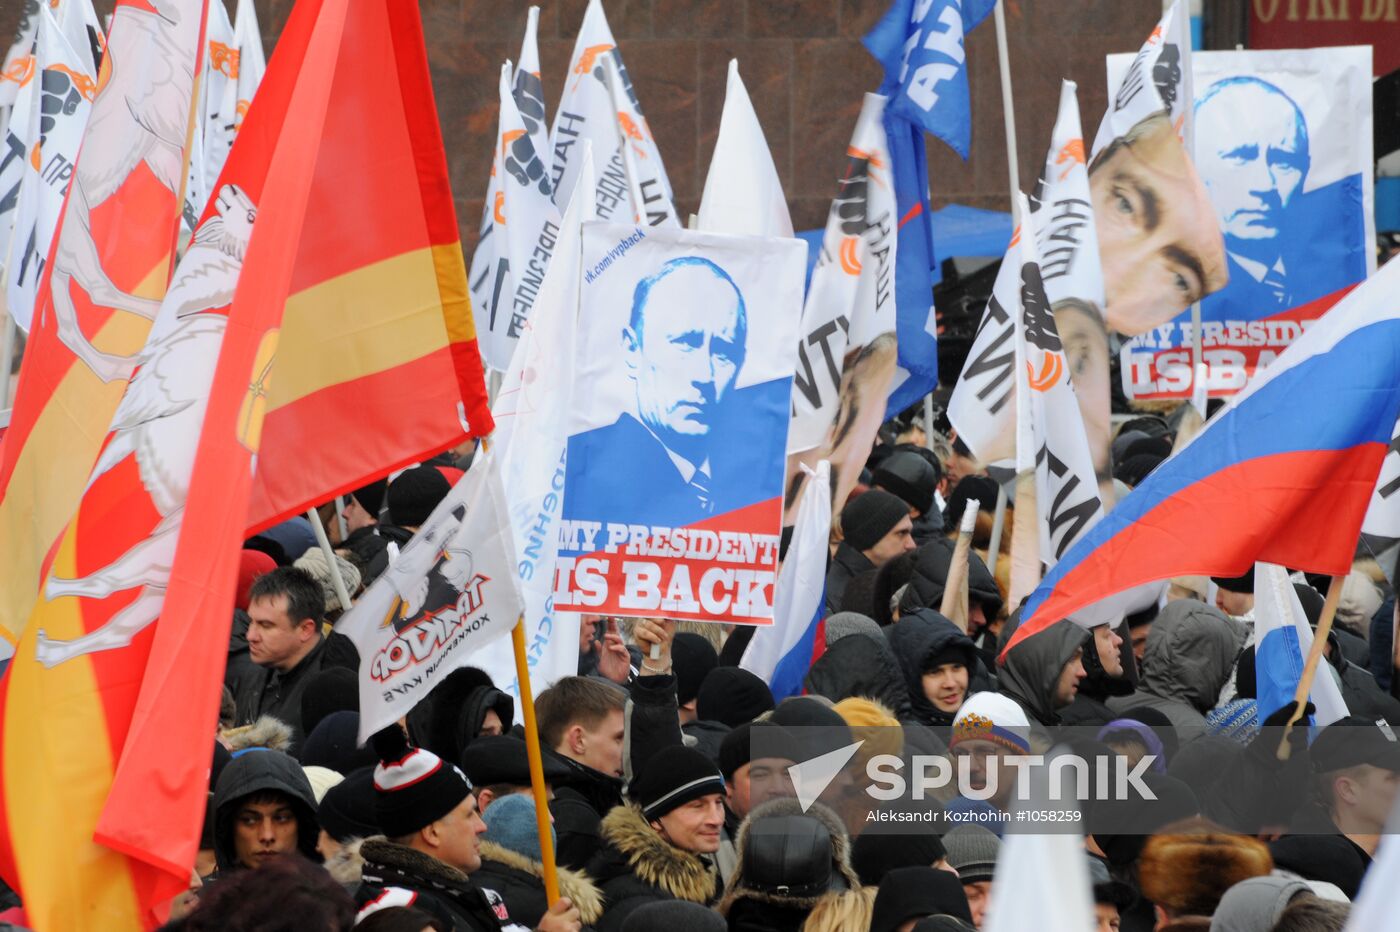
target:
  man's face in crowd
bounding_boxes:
[624,264,744,455]
[654,793,726,854]
[954,739,1015,807]
[1195,80,1307,253]
[429,792,488,873]
[479,708,505,738]
[233,794,300,870]
[574,708,626,778]
[923,662,970,713]
[865,514,916,567]
[1089,114,1227,337]
[1129,622,1152,666]
[342,495,377,534]
[246,593,314,670]
[1054,647,1087,707]
[1336,765,1400,833]
[1215,588,1253,619]
[1095,901,1121,932]
[963,879,993,927]
[727,757,795,819]
[1094,624,1124,678]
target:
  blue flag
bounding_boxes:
[882,115,939,417]
[863,0,996,159]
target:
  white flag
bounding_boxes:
[6,5,95,332]
[788,92,897,456]
[1013,193,1103,567]
[182,0,234,232]
[1091,0,1193,158]
[514,6,550,176]
[948,231,1020,470]
[465,144,596,707]
[697,60,792,239]
[203,0,263,201]
[1348,800,1400,931]
[56,0,103,78]
[0,37,37,300]
[340,448,525,744]
[0,1,39,112]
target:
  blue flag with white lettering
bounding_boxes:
[882,115,939,417]
[864,0,995,159]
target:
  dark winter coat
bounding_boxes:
[472,841,604,929]
[804,630,912,719]
[897,539,1003,628]
[211,749,320,873]
[549,750,625,872]
[886,609,985,726]
[586,805,719,932]
[356,838,515,932]
[1060,623,1137,727]
[225,637,331,748]
[824,543,875,616]
[405,666,514,765]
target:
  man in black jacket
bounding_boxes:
[224,567,333,746]
[355,728,580,932]
[826,490,916,615]
[210,748,320,877]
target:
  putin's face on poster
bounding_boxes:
[1194,77,1309,265]
[1088,113,1228,337]
[622,257,747,471]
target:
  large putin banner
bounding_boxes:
[555,222,804,623]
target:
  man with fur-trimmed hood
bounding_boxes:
[587,745,726,931]
[717,798,861,931]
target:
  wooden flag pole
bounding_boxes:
[306,506,354,614]
[985,483,1008,577]
[1277,574,1346,760]
[513,618,561,903]
[941,498,979,632]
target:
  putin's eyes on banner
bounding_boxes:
[1116,47,1375,402]
[555,223,804,624]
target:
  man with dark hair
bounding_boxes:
[356,729,580,931]
[210,748,321,877]
[564,256,763,530]
[225,566,333,744]
[535,676,628,871]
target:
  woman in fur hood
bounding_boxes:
[717,798,862,932]
[586,747,729,932]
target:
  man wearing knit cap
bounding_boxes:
[587,745,727,931]
[713,722,799,884]
[355,727,580,932]
[695,666,774,729]
[826,489,916,615]
[941,824,1001,927]
[872,447,944,544]
[947,693,1032,817]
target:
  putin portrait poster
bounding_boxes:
[1114,47,1375,401]
[554,223,805,624]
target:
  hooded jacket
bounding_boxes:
[718,798,861,932]
[997,619,1091,729]
[897,540,1003,629]
[211,749,320,873]
[473,840,604,929]
[405,666,514,766]
[586,805,719,932]
[1060,625,1137,727]
[804,630,913,720]
[886,610,983,726]
[356,838,515,932]
[1108,601,1244,736]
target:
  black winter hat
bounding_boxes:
[1309,716,1400,773]
[300,710,378,774]
[1211,568,1255,594]
[672,633,718,706]
[871,866,973,932]
[632,745,726,821]
[942,475,999,533]
[873,450,938,516]
[696,667,774,728]
[738,814,833,899]
[351,478,388,518]
[1114,453,1164,488]
[300,666,359,740]
[371,726,473,838]
[851,828,947,887]
[620,901,726,932]
[840,490,911,552]
[386,465,452,527]
[318,766,380,842]
[718,721,802,781]
[459,735,571,788]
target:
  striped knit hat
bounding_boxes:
[370,726,472,837]
[633,745,727,822]
[949,692,1031,755]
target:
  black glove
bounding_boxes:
[1247,701,1316,766]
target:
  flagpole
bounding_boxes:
[993,0,1020,218]
[985,484,1007,577]
[512,617,561,903]
[1277,573,1346,760]
[0,311,15,409]
[306,506,353,613]
[941,498,978,631]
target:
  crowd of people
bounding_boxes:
[5,410,1392,932]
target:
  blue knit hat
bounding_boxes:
[482,792,554,862]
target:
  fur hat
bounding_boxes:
[1138,818,1272,918]
[719,797,860,916]
[293,547,361,613]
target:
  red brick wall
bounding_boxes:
[3,0,1161,250]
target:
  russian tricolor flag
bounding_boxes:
[1253,563,1348,726]
[742,460,830,700]
[1008,260,1400,655]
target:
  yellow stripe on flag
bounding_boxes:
[266,246,462,411]
[4,524,141,930]
[431,241,478,346]
[0,284,166,644]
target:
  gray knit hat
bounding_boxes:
[942,824,1001,884]
[824,612,885,647]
